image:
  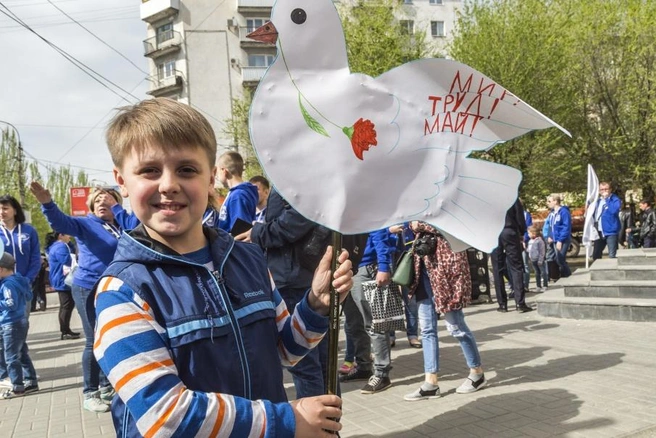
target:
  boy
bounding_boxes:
[0,252,38,399]
[94,97,353,437]
[217,151,259,232]
[527,225,548,292]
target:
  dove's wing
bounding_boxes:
[376,58,570,151]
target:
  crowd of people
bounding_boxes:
[1,97,655,436]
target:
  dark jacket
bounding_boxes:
[93,225,327,437]
[640,208,656,240]
[619,208,636,245]
[250,189,321,291]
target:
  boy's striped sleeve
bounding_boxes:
[93,276,295,438]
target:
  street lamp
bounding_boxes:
[0,120,26,206]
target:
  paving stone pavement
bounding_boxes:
[2,290,655,437]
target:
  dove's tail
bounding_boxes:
[429,158,522,253]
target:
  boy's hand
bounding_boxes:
[29,181,52,204]
[290,395,342,437]
[234,229,252,242]
[308,246,352,315]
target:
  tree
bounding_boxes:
[449,0,656,206]
[1,128,89,244]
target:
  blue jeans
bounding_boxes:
[593,234,618,259]
[531,261,548,288]
[402,287,418,339]
[2,319,37,390]
[281,288,339,398]
[343,267,392,377]
[72,285,109,394]
[554,240,571,277]
[417,270,481,373]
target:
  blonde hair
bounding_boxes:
[218,151,244,178]
[528,225,542,236]
[87,188,122,213]
[548,193,562,204]
[106,98,217,169]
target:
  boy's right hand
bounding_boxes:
[29,181,52,204]
[290,395,342,437]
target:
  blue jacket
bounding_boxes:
[112,204,220,231]
[359,229,394,273]
[595,194,621,236]
[0,223,41,284]
[0,273,32,324]
[218,182,259,232]
[524,211,533,244]
[47,241,72,292]
[551,206,572,243]
[93,225,326,437]
[41,201,121,290]
[250,189,318,291]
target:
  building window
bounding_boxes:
[157,60,176,79]
[400,20,414,35]
[246,18,267,33]
[429,0,444,4]
[156,23,174,44]
[431,21,445,37]
[403,0,413,4]
[248,54,274,67]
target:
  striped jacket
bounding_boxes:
[93,225,328,437]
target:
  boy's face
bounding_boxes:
[113,143,217,254]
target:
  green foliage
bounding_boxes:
[1,128,89,246]
[450,0,656,205]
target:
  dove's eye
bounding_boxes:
[291,8,307,25]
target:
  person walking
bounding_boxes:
[403,221,486,401]
[45,232,80,340]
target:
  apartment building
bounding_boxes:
[140,0,461,155]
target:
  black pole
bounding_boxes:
[326,231,342,396]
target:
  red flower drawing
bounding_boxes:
[342,118,377,160]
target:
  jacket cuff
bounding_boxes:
[377,263,391,273]
[298,291,329,332]
[265,401,296,437]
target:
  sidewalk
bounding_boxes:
[2,291,656,437]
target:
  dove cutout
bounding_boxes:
[248,0,569,253]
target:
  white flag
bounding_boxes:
[582,164,599,247]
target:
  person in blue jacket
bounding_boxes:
[547,194,572,278]
[592,181,621,260]
[45,232,80,340]
[0,195,41,391]
[216,151,258,233]
[0,252,38,399]
[340,228,396,394]
[30,182,119,413]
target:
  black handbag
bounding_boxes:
[362,281,406,334]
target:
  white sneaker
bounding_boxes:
[84,394,110,413]
[541,286,548,293]
[0,378,12,389]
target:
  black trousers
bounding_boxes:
[58,290,76,334]
[491,228,526,307]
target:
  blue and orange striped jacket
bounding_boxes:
[93,225,328,437]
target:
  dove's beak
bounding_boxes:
[247,21,278,44]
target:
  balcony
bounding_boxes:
[239,26,275,48]
[140,0,179,24]
[144,30,182,58]
[147,72,184,97]
[237,0,273,14]
[242,66,268,87]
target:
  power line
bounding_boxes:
[45,0,148,75]
[0,2,140,103]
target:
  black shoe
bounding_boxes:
[339,367,373,383]
[497,306,508,313]
[361,375,392,394]
[61,332,81,340]
[516,304,534,313]
[39,302,46,312]
[24,382,39,394]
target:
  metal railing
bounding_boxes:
[242,66,268,82]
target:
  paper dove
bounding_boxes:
[247,0,569,253]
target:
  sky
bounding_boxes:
[0,0,150,186]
